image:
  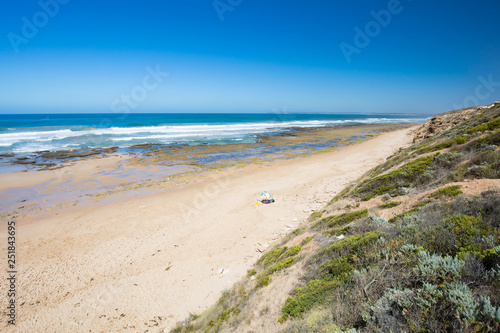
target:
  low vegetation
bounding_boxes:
[378,201,402,209]
[170,102,500,333]
[255,245,301,287]
[429,185,463,199]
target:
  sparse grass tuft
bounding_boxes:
[379,201,402,209]
[207,307,240,332]
[255,245,302,288]
[319,231,382,256]
[415,140,454,155]
[309,210,324,221]
[247,269,257,277]
[354,156,435,200]
[301,236,313,245]
[429,185,463,199]
[316,209,368,229]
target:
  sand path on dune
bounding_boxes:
[0,127,415,333]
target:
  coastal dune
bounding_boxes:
[0,127,415,332]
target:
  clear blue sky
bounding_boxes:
[0,0,499,114]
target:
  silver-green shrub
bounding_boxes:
[415,251,464,282]
[446,282,476,324]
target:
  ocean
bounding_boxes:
[0,113,428,155]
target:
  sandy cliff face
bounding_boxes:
[412,101,499,142]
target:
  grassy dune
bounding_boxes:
[171,102,500,333]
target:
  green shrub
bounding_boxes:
[453,136,467,144]
[295,309,342,332]
[371,288,416,329]
[388,199,431,223]
[256,246,302,288]
[370,214,388,225]
[319,257,353,282]
[247,269,257,277]
[460,150,500,179]
[379,201,402,209]
[257,257,294,282]
[354,156,434,200]
[430,185,463,199]
[464,131,500,151]
[256,276,270,287]
[280,279,339,321]
[309,211,323,221]
[452,214,486,249]
[484,131,500,145]
[258,247,288,268]
[301,236,313,245]
[465,118,500,134]
[370,281,488,332]
[415,141,453,155]
[293,227,306,236]
[286,245,303,257]
[207,307,241,332]
[481,248,500,270]
[317,209,368,228]
[319,231,382,257]
[421,219,457,255]
[477,295,500,323]
[414,251,464,283]
[434,151,463,168]
[446,282,477,325]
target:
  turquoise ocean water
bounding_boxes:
[0,113,428,155]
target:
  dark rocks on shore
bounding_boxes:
[101,147,119,154]
[129,143,163,150]
[7,146,121,171]
[37,163,59,170]
[39,147,118,159]
[40,150,100,159]
[13,159,37,165]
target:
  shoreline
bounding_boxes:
[0,123,415,219]
[0,126,417,332]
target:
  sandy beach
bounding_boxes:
[0,127,416,332]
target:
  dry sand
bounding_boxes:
[0,127,415,333]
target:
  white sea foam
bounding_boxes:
[0,118,427,153]
[0,121,333,146]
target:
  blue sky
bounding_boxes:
[0,0,499,114]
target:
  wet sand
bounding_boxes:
[0,123,410,219]
[0,126,416,332]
